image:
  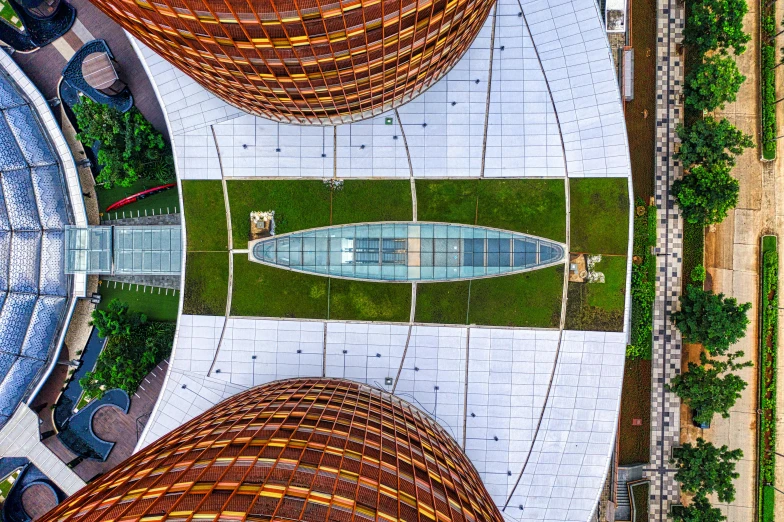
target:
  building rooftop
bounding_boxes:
[0,67,74,430]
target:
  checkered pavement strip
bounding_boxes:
[645,0,686,518]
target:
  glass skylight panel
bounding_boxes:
[250,222,565,282]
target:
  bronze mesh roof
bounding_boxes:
[42,378,505,522]
[87,0,495,124]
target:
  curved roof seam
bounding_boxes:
[499,3,571,511]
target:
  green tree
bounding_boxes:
[90,299,146,338]
[667,351,751,425]
[685,55,745,111]
[80,321,174,400]
[675,117,753,169]
[671,438,742,502]
[671,286,751,354]
[672,495,726,522]
[72,98,175,188]
[673,163,739,225]
[683,0,750,55]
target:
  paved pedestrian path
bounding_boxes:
[644,0,685,517]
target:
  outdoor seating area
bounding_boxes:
[0,458,66,522]
[62,40,132,113]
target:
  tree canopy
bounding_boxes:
[671,286,751,354]
[683,0,750,55]
[672,163,739,225]
[72,98,175,188]
[90,298,146,338]
[672,495,727,522]
[81,318,174,400]
[676,117,753,170]
[685,55,745,112]
[667,351,751,425]
[671,438,742,502]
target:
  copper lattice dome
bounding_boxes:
[88,0,495,124]
[42,378,504,522]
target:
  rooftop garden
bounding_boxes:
[183,178,627,330]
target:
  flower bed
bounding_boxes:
[758,235,778,522]
[760,7,777,159]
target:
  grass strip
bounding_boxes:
[328,279,411,322]
[468,267,563,328]
[181,180,228,252]
[227,180,331,247]
[97,180,179,218]
[628,202,656,359]
[682,220,705,290]
[97,281,179,322]
[232,255,328,319]
[761,8,777,160]
[569,178,630,255]
[331,180,413,224]
[183,252,228,315]
[758,235,778,522]
[414,281,471,325]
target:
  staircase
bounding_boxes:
[614,465,643,521]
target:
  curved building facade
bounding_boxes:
[87,0,495,124]
[0,67,73,429]
[41,378,504,522]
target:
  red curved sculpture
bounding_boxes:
[105,183,175,212]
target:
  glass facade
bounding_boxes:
[250,222,565,282]
[65,226,181,275]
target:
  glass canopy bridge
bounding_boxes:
[64,225,181,275]
[250,222,565,282]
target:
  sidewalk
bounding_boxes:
[697,0,783,518]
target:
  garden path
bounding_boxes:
[644,0,685,516]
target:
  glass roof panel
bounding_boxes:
[250,222,565,282]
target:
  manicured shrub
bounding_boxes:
[690,264,707,283]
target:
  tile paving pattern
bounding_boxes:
[644,0,685,518]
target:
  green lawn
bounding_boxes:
[97,281,179,322]
[565,255,627,332]
[329,279,411,322]
[415,179,478,224]
[570,178,630,255]
[415,179,566,242]
[97,180,179,218]
[477,179,566,242]
[183,252,228,315]
[332,180,413,225]
[227,180,331,247]
[415,281,470,325]
[0,2,22,31]
[468,267,564,328]
[0,469,20,499]
[232,255,328,319]
[181,181,228,252]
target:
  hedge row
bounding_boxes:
[628,202,657,359]
[761,10,777,160]
[758,235,778,522]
